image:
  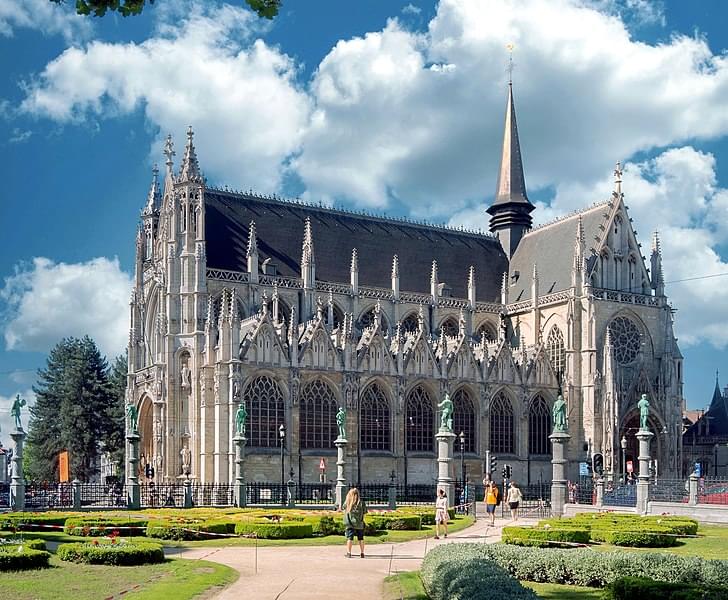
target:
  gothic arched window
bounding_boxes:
[477,322,497,343]
[608,316,641,365]
[440,317,458,338]
[401,312,419,334]
[299,379,338,449]
[325,302,344,329]
[358,306,389,335]
[244,376,285,448]
[452,388,476,453]
[265,297,291,329]
[546,326,566,375]
[528,395,551,456]
[360,384,390,451]
[490,392,514,454]
[406,385,434,452]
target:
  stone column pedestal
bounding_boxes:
[334,438,348,509]
[126,433,141,510]
[595,478,605,508]
[72,479,82,510]
[688,473,698,506]
[636,429,654,515]
[388,481,397,510]
[550,431,570,517]
[233,435,247,508]
[183,478,193,509]
[10,428,26,512]
[435,430,456,507]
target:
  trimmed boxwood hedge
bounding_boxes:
[145,519,234,541]
[589,527,677,547]
[401,507,456,526]
[57,541,165,566]
[0,537,47,551]
[0,512,70,531]
[421,545,539,600]
[502,526,590,547]
[366,514,422,531]
[0,547,51,571]
[64,517,149,537]
[234,521,313,539]
[605,576,728,600]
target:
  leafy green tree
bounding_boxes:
[103,354,128,476]
[50,0,281,18]
[26,336,116,482]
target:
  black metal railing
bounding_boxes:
[650,479,689,503]
[396,484,438,504]
[0,482,9,508]
[79,483,127,508]
[191,483,234,507]
[698,478,728,505]
[245,482,287,506]
[357,483,391,504]
[602,482,637,507]
[24,482,61,510]
[292,483,335,505]
[570,477,595,505]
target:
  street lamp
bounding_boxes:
[459,431,466,513]
[279,424,286,505]
[621,435,627,485]
[714,443,719,478]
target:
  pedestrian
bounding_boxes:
[434,489,448,539]
[507,481,523,521]
[343,487,367,558]
[485,480,499,526]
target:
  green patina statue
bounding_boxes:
[235,402,248,436]
[336,405,347,440]
[11,394,26,430]
[552,394,567,433]
[638,393,650,431]
[126,402,138,434]
[438,393,454,432]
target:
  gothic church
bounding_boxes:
[126,82,684,486]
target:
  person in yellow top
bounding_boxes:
[485,481,499,526]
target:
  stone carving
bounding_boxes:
[437,393,454,432]
[153,418,163,442]
[552,394,567,432]
[235,403,248,436]
[11,395,26,430]
[126,402,138,433]
[638,393,650,431]
[336,405,347,440]
[180,363,191,389]
[180,445,191,473]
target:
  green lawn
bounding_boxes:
[0,556,238,600]
[592,524,728,559]
[522,582,603,599]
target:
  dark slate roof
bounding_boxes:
[508,202,611,302]
[204,190,508,301]
[684,379,728,440]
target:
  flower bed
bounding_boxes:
[57,540,165,566]
[145,518,234,541]
[64,517,149,537]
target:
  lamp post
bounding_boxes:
[621,435,627,484]
[714,443,719,478]
[459,431,466,513]
[279,424,286,505]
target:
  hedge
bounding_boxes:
[145,519,234,541]
[0,537,47,551]
[0,513,70,531]
[589,528,677,548]
[563,513,699,535]
[605,576,728,600]
[400,507,456,526]
[421,545,539,600]
[430,543,728,589]
[366,514,422,531]
[64,517,149,537]
[234,521,313,539]
[57,541,165,566]
[0,547,51,571]
[502,526,590,547]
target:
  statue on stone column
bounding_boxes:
[180,445,191,474]
[437,393,454,432]
[11,395,26,430]
[232,379,242,402]
[638,393,650,431]
[180,363,191,389]
[336,405,347,440]
[235,402,248,436]
[552,394,567,432]
[126,402,138,433]
[153,418,162,442]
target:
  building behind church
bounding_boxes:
[126,81,684,487]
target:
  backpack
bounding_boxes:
[495,486,501,506]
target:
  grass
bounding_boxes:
[591,524,728,559]
[522,582,603,599]
[0,555,238,600]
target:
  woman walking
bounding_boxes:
[485,481,499,526]
[343,487,367,558]
[507,481,523,521]
[434,489,448,539]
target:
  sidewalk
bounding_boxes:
[171,513,537,600]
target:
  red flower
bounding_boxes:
[92,540,99,546]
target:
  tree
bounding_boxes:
[50,0,281,18]
[25,337,115,482]
[103,354,128,476]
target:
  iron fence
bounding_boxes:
[569,477,595,505]
[357,483,390,504]
[292,483,334,505]
[698,477,728,505]
[603,482,637,507]
[650,479,689,503]
[245,482,287,506]
[24,482,62,510]
[396,484,438,504]
[79,483,127,508]
[192,483,234,507]
[0,482,8,508]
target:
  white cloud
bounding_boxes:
[0,0,91,42]
[1,257,133,359]
[402,3,422,16]
[8,128,32,143]
[20,2,311,192]
[0,389,35,448]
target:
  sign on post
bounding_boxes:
[319,458,326,471]
[579,462,589,476]
[626,460,634,473]
[59,451,70,483]
[695,462,702,477]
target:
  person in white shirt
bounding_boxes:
[434,489,449,539]
[507,481,523,521]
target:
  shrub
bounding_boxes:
[57,541,165,566]
[590,528,676,547]
[502,526,590,547]
[64,517,148,537]
[421,545,539,600]
[0,537,47,551]
[145,519,234,541]
[605,576,728,600]
[233,521,313,539]
[400,507,456,525]
[366,514,422,531]
[0,512,70,531]
[305,515,344,536]
[0,547,51,571]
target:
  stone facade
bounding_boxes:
[126,90,684,487]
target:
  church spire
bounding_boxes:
[302,217,315,290]
[143,164,161,214]
[179,126,202,182]
[650,231,664,296]
[486,82,535,257]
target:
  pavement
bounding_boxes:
[169,509,539,600]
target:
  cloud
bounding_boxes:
[0,389,35,448]
[0,0,91,42]
[402,3,422,16]
[20,2,311,192]
[1,257,133,359]
[8,128,32,143]
[587,0,666,28]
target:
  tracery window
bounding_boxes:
[406,385,434,452]
[244,376,285,448]
[608,316,641,365]
[528,395,551,456]
[440,317,458,338]
[299,380,338,449]
[490,391,514,454]
[360,384,390,451]
[452,389,476,453]
[325,303,344,329]
[401,312,419,334]
[358,307,389,335]
[546,326,566,375]
[476,322,497,343]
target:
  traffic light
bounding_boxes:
[592,453,604,475]
[505,465,513,479]
[490,454,498,474]
[501,466,507,479]
[145,464,155,480]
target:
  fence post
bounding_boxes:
[595,477,604,508]
[635,429,653,515]
[688,473,698,506]
[72,479,82,510]
[126,431,141,510]
[184,478,193,508]
[549,431,570,517]
[388,480,397,510]
[232,434,247,508]
[9,428,26,512]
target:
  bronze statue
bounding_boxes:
[11,394,26,430]
[235,403,248,436]
[638,393,650,431]
[336,405,347,440]
[552,394,567,432]
[126,402,138,433]
[438,393,454,432]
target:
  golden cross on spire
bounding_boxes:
[506,43,515,84]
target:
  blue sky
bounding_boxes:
[1,0,728,444]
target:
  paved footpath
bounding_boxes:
[169,511,539,600]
